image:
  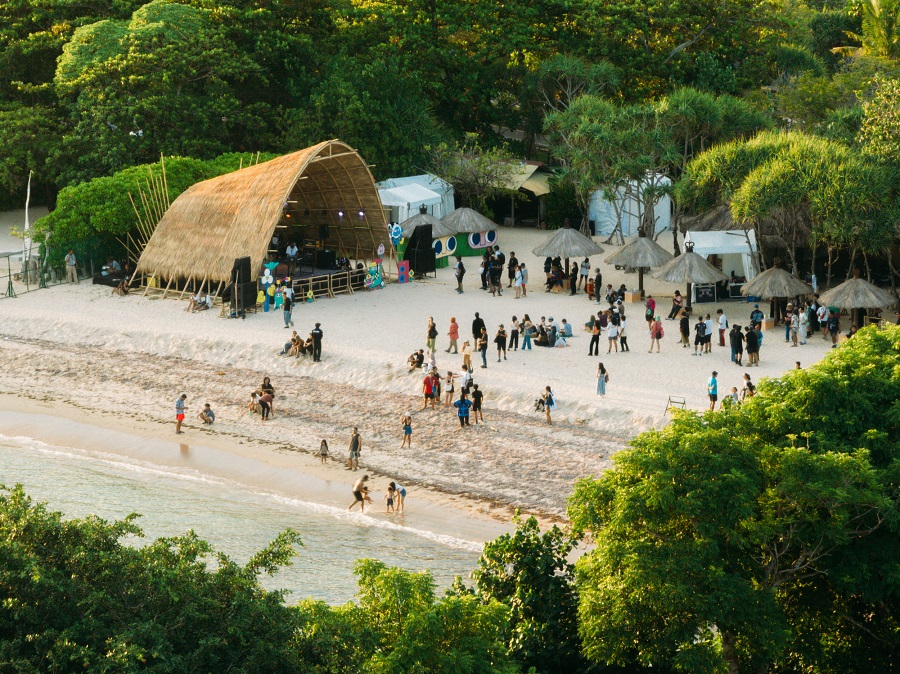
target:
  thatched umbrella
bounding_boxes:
[604,236,673,295]
[532,226,604,282]
[740,267,813,300]
[441,207,498,234]
[399,212,455,238]
[651,241,728,309]
[818,273,897,326]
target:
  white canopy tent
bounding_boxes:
[378,183,443,224]
[377,174,455,220]
[685,230,759,281]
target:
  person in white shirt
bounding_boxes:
[65,249,78,283]
[704,314,714,353]
[716,309,728,347]
[286,243,298,258]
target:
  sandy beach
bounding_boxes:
[0,226,834,519]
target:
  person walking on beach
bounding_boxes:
[478,328,489,368]
[282,291,294,328]
[65,249,78,284]
[649,316,663,353]
[454,391,472,428]
[348,475,369,512]
[679,311,690,347]
[401,413,412,448]
[644,296,656,331]
[597,363,608,396]
[667,290,683,320]
[509,316,520,351]
[454,256,465,293]
[446,317,459,354]
[708,371,718,411]
[588,316,600,356]
[472,312,486,341]
[347,427,362,471]
[311,323,323,361]
[693,316,706,356]
[319,439,329,463]
[426,317,438,352]
[175,394,187,434]
[495,325,507,362]
[542,386,555,425]
[619,316,629,352]
[471,384,484,424]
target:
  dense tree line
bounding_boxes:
[2,326,898,673]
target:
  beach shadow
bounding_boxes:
[179,443,190,456]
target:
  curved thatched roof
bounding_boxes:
[651,250,729,284]
[441,207,498,234]
[818,277,897,309]
[399,212,455,238]
[605,236,672,269]
[137,140,387,284]
[532,227,604,258]
[740,267,812,299]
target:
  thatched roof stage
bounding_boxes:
[532,227,604,258]
[136,140,388,284]
[441,207,498,234]
[605,236,672,269]
[740,267,812,299]
[399,212,455,238]
[818,277,897,309]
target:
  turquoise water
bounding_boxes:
[0,434,484,604]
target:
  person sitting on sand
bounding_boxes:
[407,349,424,372]
[560,319,573,338]
[192,292,211,312]
[112,279,129,297]
[534,325,549,347]
[185,292,203,312]
[288,335,305,357]
[198,403,215,424]
[280,330,298,355]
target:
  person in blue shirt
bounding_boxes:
[454,392,472,428]
[750,304,764,326]
[707,371,718,411]
[199,403,215,424]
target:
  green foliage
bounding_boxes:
[773,44,825,78]
[854,0,900,60]
[0,483,304,672]
[472,514,586,673]
[858,75,900,156]
[809,10,862,71]
[569,325,900,673]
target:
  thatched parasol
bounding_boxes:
[441,207,498,234]
[818,276,897,309]
[399,212,455,238]
[740,266,812,300]
[532,226,604,258]
[651,241,728,308]
[604,236,673,294]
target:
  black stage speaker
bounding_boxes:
[318,223,329,241]
[232,256,252,284]
[237,282,257,308]
[316,249,336,269]
[406,224,436,276]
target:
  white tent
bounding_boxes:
[588,176,672,238]
[378,184,443,224]
[685,230,759,281]
[377,174,455,220]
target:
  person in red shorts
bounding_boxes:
[175,393,187,434]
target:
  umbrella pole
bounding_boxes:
[638,268,644,297]
[686,282,692,313]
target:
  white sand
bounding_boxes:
[0,226,832,516]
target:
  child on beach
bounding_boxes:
[248,391,261,416]
[198,403,215,424]
[401,413,412,447]
[319,439,329,463]
[384,485,396,514]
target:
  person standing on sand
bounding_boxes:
[65,249,78,284]
[311,323,323,361]
[521,315,534,350]
[708,371,718,411]
[454,256,465,293]
[282,291,294,328]
[426,317,438,352]
[597,363,608,396]
[461,341,473,370]
[607,320,619,353]
[348,474,369,512]
[649,316,663,353]
[509,316,520,351]
[422,372,435,410]
[175,394,187,434]
[519,263,528,297]
[542,386,555,425]
[258,391,273,421]
[443,371,457,407]
[401,413,412,448]
[478,328,489,368]
[454,392,472,428]
[593,268,603,303]
[579,258,590,290]
[319,439,329,464]
[472,312,486,341]
[679,311,690,347]
[589,316,600,356]
[495,325,507,362]
[446,317,459,354]
[507,251,518,288]
[619,316,629,352]
[391,481,407,512]
[347,427,362,470]
[569,262,578,296]
[471,384,484,423]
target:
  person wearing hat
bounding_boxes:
[750,304,764,327]
[707,371,718,411]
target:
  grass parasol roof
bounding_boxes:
[136,140,387,284]
[441,207,498,234]
[532,227,604,258]
[817,277,897,309]
[605,236,672,269]
[740,267,812,299]
[651,249,729,284]
[399,212,455,238]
